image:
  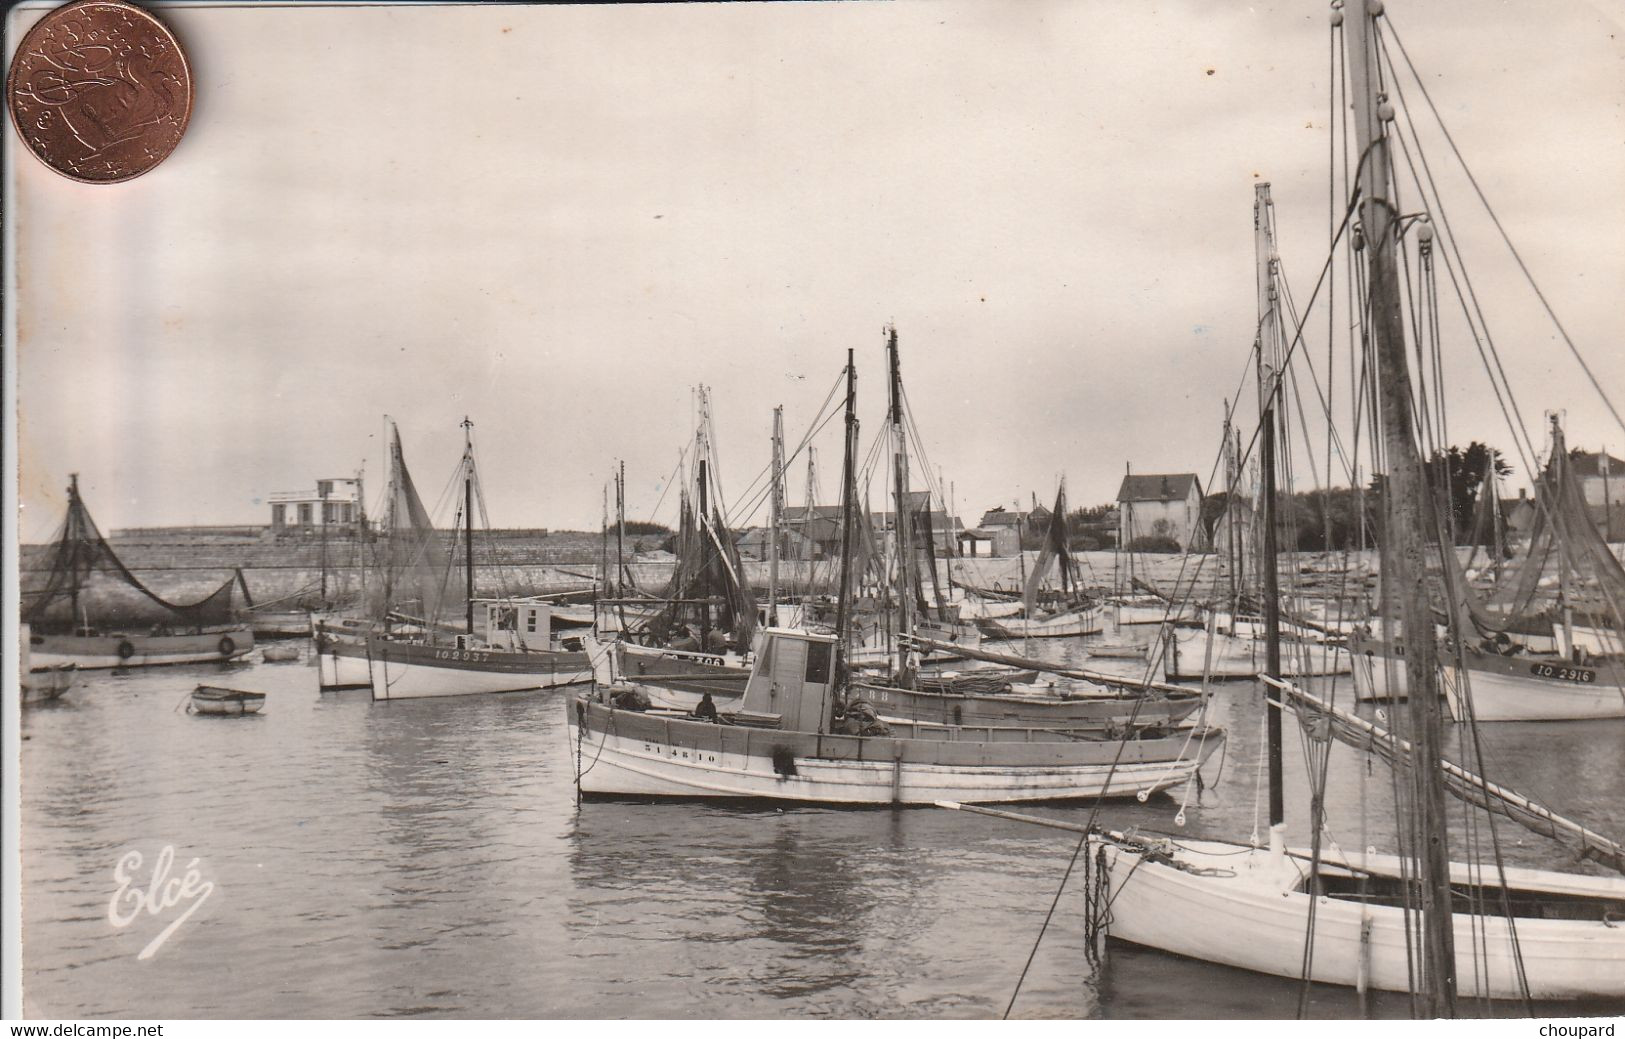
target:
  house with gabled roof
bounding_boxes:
[1568,449,1625,540]
[1117,472,1205,550]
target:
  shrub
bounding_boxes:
[1125,535,1181,554]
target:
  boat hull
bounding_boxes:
[370,639,591,700]
[1445,648,1625,722]
[1112,601,1198,626]
[29,628,254,670]
[247,610,313,638]
[1350,635,1409,702]
[567,697,1222,805]
[851,680,1203,730]
[602,641,751,711]
[1165,629,1349,680]
[190,687,266,716]
[21,666,75,704]
[316,635,373,689]
[1098,836,1625,1001]
[980,607,1104,640]
[1351,638,1625,720]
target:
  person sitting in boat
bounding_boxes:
[692,692,718,722]
[608,685,651,712]
[670,626,701,652]
[704,628,727,655]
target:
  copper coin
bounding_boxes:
[6,0,193,184]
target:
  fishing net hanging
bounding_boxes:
[22,480,240,632]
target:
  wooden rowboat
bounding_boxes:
[190,685,266,716]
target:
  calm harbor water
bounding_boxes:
[18,639,1625,1019]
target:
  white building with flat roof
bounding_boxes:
[269,477,362,532]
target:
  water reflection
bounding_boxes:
[16,641,1625,1019]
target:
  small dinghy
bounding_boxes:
[189,685,266,716]
[260,643,301,663]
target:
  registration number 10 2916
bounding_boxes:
[1529,662,1595,683]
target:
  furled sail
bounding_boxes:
[1443,426,1625,642]
[1023,481,1075,618]
[22,476,241,631]
[367,425,463,630]
[654,465,756,650]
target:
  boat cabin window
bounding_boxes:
[526,611,538,633]
[805,641,832,684]
[489,606,517,631]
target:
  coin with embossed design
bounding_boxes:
[6,0,193,184]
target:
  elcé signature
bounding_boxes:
[108,845,214,960]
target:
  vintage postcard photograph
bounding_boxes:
[5,0,1625,1025]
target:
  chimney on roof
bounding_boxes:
[1519,488,1528,501]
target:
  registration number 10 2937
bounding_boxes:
[434,649,490,663]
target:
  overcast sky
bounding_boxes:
[9,0,1625,541]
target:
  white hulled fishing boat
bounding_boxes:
[367,420,590,701]
[947,27,1625,1006]
[570,351,1223,805]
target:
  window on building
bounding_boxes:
[298,504,312,525]
[804,641,832,684]
[272,504,286,528]
[318,480,332,497]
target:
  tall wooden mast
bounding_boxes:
[1345,0,1457,1013]
[833,351,859,677]
[67,473,82,629]
[769,405,785,627]
[1255,182,1286,861]
[887,325,914,685]
[615,459,627,598]
[461,417,475,637]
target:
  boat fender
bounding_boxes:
[218,636,237,657]
[770,745,798,777]
[116,640,136,660]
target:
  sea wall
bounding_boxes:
[20,526,1396,612]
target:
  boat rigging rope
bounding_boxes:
[1002,644,1181,1017]
[1382,13,1625,446]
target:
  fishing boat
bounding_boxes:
[1352,629,1625,720]
[367,420,591,701]
[1108,594,1199,627]
[850,675,1201,731]
[953,590,1025,621]
[1441,642,1625,722]
[245,607,316,639]
[1350,428,1625,718]
[951,24,1625,1005]
[978,605,1104,640]
[969,482,1105,642]
[569,627,1222,805]
[585,635,749,712]
[569,352,1224,805]
[831,332,1186,732]
[23,476,254,669]
[1159,619,1350,681]
[314,617,373,690]
[189,685,266,716]
[19,624,74,705]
